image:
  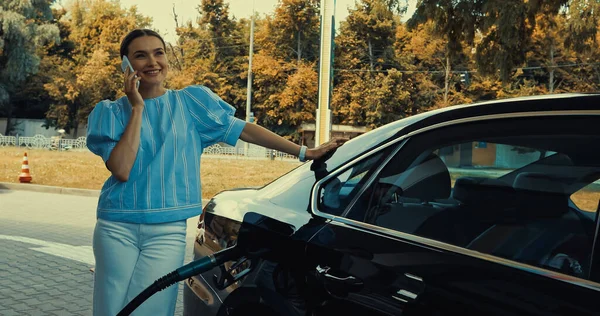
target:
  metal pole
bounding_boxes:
[316,0,335,146]
[244,1,255,157]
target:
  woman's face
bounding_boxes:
[126,35,168,87]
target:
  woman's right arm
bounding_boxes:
[106,106,143,182]
[106,68,144,182]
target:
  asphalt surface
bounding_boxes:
[0,189,200,315]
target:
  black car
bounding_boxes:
[183,94,600,316]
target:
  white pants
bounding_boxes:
[92,218,187,316]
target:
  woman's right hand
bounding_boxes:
[124,68,143,108]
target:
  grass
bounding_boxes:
[571,190,600,212]
[2,147,599,212]
[0,147,299,199]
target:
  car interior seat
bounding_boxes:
[415,176,518,246]
[466,172,590,278]
[372,152,452,233]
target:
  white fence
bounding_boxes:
[0,133,298,161]
[0,118,88,139]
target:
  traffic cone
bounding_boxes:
[18,152,32,183]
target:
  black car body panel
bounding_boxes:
[184,94,600,316]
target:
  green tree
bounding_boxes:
[170,0,252,120]
[475,0,541,82]
[200,0,248,108]
[0,0,60,134]
[408,0,478,104]
[258,0,320,63]
[339,0,403,71]
[199,0,241,62]
[515,1,600,95]
[563,0,600,53]
[332,0,410,127]
[560,0,600,91]
[408,0,598,85]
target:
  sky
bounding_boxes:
[105,0,419,44]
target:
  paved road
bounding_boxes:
[0,189,200,316]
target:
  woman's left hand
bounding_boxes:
[306,137,349,160]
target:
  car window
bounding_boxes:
[571,183,600,213]
[345,136,600,280]
[317,151,388,216]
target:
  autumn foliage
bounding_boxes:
[1,0,599,140]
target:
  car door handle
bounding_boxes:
[393,289,418,302]
[393,273,424,303]
[316,265,364,287]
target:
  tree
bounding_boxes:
[0,0,60,134]
[263,61,319,140]
[331,0,411,127]
[563,0,600,54]
[189,0,249,113]
[332,69,412,128]
[395,21,450,110]
[339,0,403,71]
[251,53,318,140]
[43,0,151,135]
[407,0,598,85]
[408,0,478,104]
[516,1,600,94]
[199,0,241,62]
[561,0,600,91]
[258,0,320,63]
[526,11,571,94]
[169,21,223,90]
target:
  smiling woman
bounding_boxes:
[119,29,169,101]
[84,28,346,316]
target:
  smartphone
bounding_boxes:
[121,56,140,89]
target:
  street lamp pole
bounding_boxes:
[245,0,255,156]
[315,0,335,146]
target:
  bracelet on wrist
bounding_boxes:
[299,145,308,162]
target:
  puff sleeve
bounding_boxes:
[182,85,246,149]
[86,100,125,162]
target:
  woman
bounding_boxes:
[86,28,345,316]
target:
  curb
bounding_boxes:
[0,182,211,204]
[0,182,100,197]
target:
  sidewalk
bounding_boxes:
[0,188,206,315]
[0,182,100,197]
[0,182,214,201]
[0,181,208,251]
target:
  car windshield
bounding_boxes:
[322,113,433,172]
[257,115,424,209]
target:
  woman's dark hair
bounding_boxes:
[120,29,166,59]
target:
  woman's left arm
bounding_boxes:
[239,122,347,160]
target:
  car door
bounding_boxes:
[306,113,600,315]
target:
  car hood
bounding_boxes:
[206,187,315,231]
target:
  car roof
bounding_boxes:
[323,93,600,172]
[396,93,600,135]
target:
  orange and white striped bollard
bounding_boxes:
[18,152,32,183]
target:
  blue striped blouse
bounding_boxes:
[86,85,246,224]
